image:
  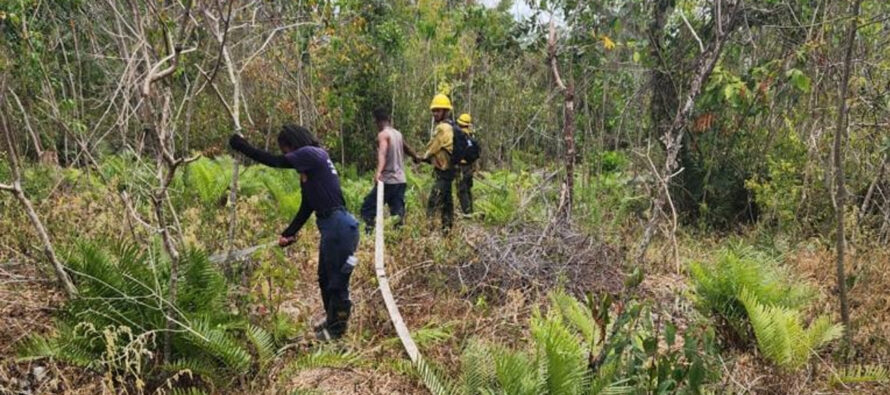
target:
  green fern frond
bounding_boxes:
[246,324,276,367]
[287,346,360,371]
[16,335,60,362]
[414,357,457,395]
[531,309,587,395]
[805,316,844,351]
[491,345,541,395]
[184,319,251,373]
[414,323,454,348]
[163,357,219,382]
[261,171,301,217]
[459,340,496,395]
[383,323,455,349]
[586,358,622,395]
[177,249,227,313]
[17,320,102,368]
[186,157,230,206]
[830,364,890,386]
[550,290,598,349]
[690,246,813,340]
[739,288,842,370]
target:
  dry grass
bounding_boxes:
[6,175,890,394]
[0,261,104,394]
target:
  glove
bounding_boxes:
[229,134,248,152]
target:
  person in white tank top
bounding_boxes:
[360,108,421,234]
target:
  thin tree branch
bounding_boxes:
[680,10,705,53]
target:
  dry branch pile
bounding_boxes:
[455,223,625,300]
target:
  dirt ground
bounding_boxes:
[0,261,104,394]
[4,231,890,394]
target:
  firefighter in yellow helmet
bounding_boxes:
[456,113,477,215]
[421,94,455,230]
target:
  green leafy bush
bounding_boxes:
[599,151,628,173]
[690,246,811,341]
[18,240,276,389]
[739,288,843,370]
[691,246,843,371]
[259,169,302,217]
[474,170,528,225]
[185,157,231,206]
[576,168,646,232]
[419,290,719,394]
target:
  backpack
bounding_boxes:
[447,119,480,165]
[464,134,481,164]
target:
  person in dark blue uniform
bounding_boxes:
[229,125,359,340]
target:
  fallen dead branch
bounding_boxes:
[455,223,625,301]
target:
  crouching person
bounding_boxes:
[229,125,359,340]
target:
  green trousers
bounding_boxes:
[457,164,474,214]
[427,168,455,229]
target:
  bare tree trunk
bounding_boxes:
[860,154,887,219]
[637,2,743,262]
[136,1,197,362]
[548,19,575,220]
[834,0,861,346]
[7,88,44,160]
[0,87,77,297]
[649,0,678,142]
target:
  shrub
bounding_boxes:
[418,290,719,394]
[17,240,276,390]
[259,169,302,217]
[739,288,843,370]
[691,246,844,371]
[185,157,231,206]
[474,170,525,225]
[599,150,628,173]
[690,246,811,341]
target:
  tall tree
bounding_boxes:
[833,0,862,345]
[637,1,745,261]
[0,76,78,298]
[548,18,576,220]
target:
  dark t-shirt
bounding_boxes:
[228,134,345,237]
[282,147,346,236]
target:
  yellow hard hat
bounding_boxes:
[429,94,453,111]
[457,113,472,127]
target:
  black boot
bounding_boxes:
[325,302,352,340]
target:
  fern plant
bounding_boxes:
[474,171,521,225]
[185,157,230,206]
[260,169,302,217]
[421,290,717,395]
[690,246,811,341]
[738,288,843,371]
[17,240,278,389]
[830,364,889,386]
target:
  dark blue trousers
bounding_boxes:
[316,209,359,336]
[360,183,407,230]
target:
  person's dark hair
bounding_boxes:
[372,108,391,123]
[277,124,320,151]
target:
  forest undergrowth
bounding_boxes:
[1,154,888,394]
